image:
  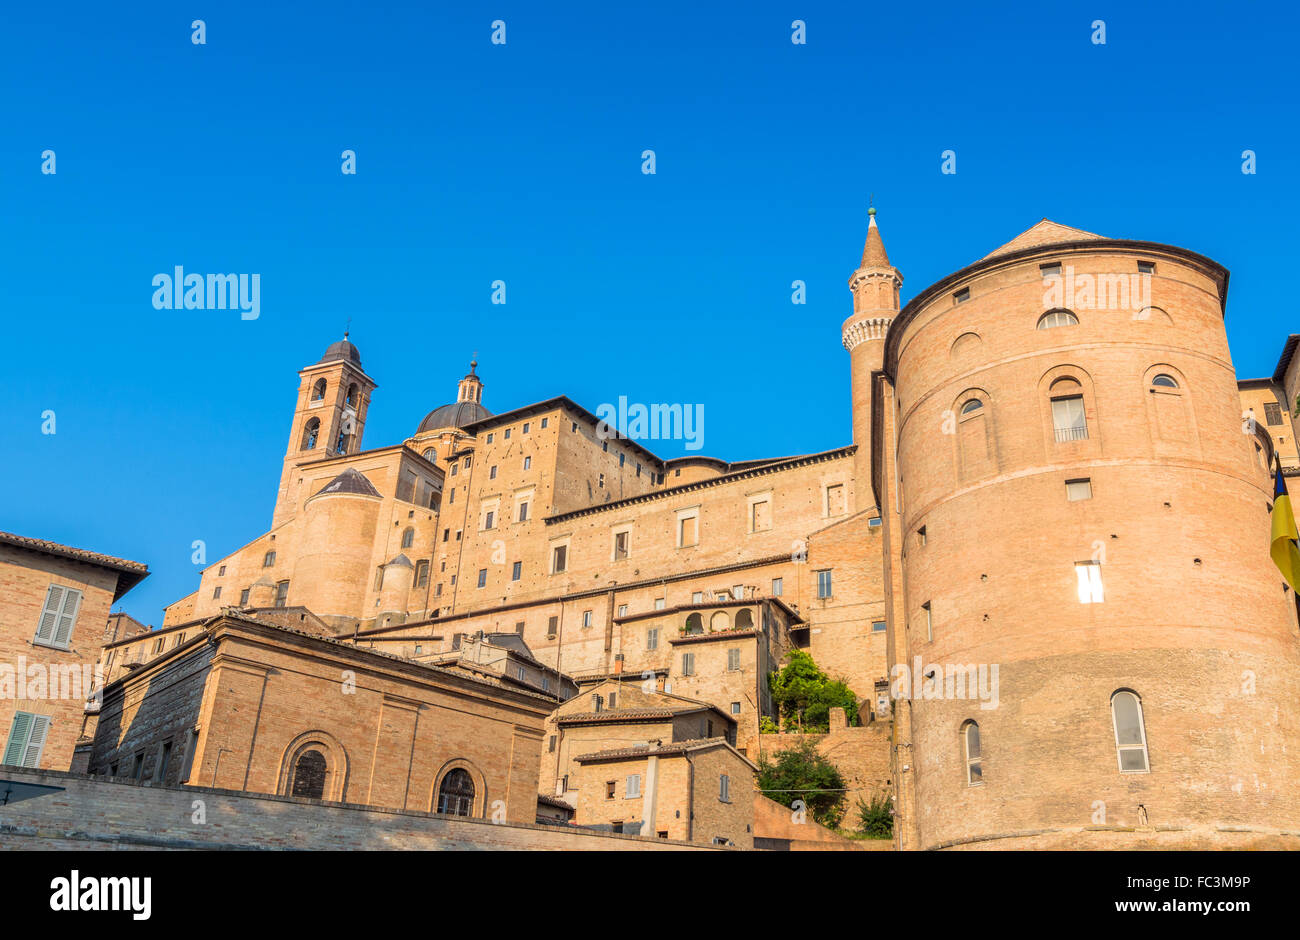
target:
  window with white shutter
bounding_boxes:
[35,584,82,649]
[2,712,52,768]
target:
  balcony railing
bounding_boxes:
[1054,424,1089,443]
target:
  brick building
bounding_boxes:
[0,531,148,772]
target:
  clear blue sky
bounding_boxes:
[2,1,1295,624]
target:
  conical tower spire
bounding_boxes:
[860,206,891,268]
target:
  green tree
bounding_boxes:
[756,739,847,829]
[768,649,859,732]
[855,792,894,839]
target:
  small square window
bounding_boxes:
[1066,478,1093,501]
[1137,260,1155,274]
[872,620,887,632]
[1040,262,1061,277]
[953,287,970,304]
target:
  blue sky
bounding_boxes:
[2,1,1295,623]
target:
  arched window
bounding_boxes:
[710,610,730,632]
[1111,690,1150,772]
[401,527,414,549]
[1151,373,1179,388]
[962,721,982,785]
[291,749,327,799]
[1037,310,1079,330]
[301,417,320,450]
[1049,378,1088,442]
[960,399,983,415]
[311,378,327,401]
[437,768,476,816]
[345,383,359,407]
[684,613,704,635]
[735,608,754,631]
[422,448,436,460]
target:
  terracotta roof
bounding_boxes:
[573,737,756,770]
[859,212,891,268]
[669,627,762,646]
[536,793,574,811]
[557,707,698,725]
[0,530,149,601]
[1273,334,1300,386]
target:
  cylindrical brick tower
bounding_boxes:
[844,207,901,513]
[884,222,1300,849]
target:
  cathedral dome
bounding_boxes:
[416,400,492,434]
[319,333,362,367]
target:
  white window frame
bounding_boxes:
[1111,691,1151,773]
[1076,561,1104,604]
[626,774,642,798]
[963,721,982,785]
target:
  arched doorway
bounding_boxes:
[437,768,476,816]
[291,749,327,799]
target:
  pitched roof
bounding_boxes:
[859,212,891,268]
[980,219,1108,261]
[1273,334,1300,386]
[315,467,381,498]
[573,737,758,770]
[0,530,149,601]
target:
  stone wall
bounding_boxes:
[0,767,718,851]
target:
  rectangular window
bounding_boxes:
[523,456,531,470]
[771,577,783,596]
[518,501,529,522]
[477,569,487,588]
[816,569,833,599]
[218,565,226,576]
[614,531,629,560]
[598,473,605,488]
[582,610,593,628]
[626,774,642,798]
[1040,262,1061,277]
[953,287,970,304]
[435,583,443,596]
[239,588,250,606]
[515,621,525,635]
[682,652,695,676]
[443,528,450,542]
[512,561,522,581]
[548,735,556,753]
[1066,478,1093,501]
[541,417,549,429]
[552,545,567,573]
[1137,260,1155,274]
[504,428,511,439]
[263,550,275,567]
[274,581,289,608]
[731,701,741,715]
[692,591,704,603]
[617,604,628,617]
[1265,401,1283,426]
[158,741,172,783]
[484,510,495,530]
[678,514,698,547]
[719,775,730,802]
[647,627,659,650]
[872,620,887,632]
[605,781,616,799]
[1052,396,1088,441]
[490,465,498,480]
[547,615,559,637]
[1076,562,1104,603]
[35,584,82,649]
[654,597,665,610]
[918,525,927,546]
[212,586,222,599]
[523,422,530,434]
[2,712,52,768]
[415,560,430,588]
[487,432,494,443]
[727,648,741,671]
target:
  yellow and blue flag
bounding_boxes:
[1270,459,1300,592]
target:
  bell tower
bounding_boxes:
[271,333,377,528]
[843,206,902,512]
